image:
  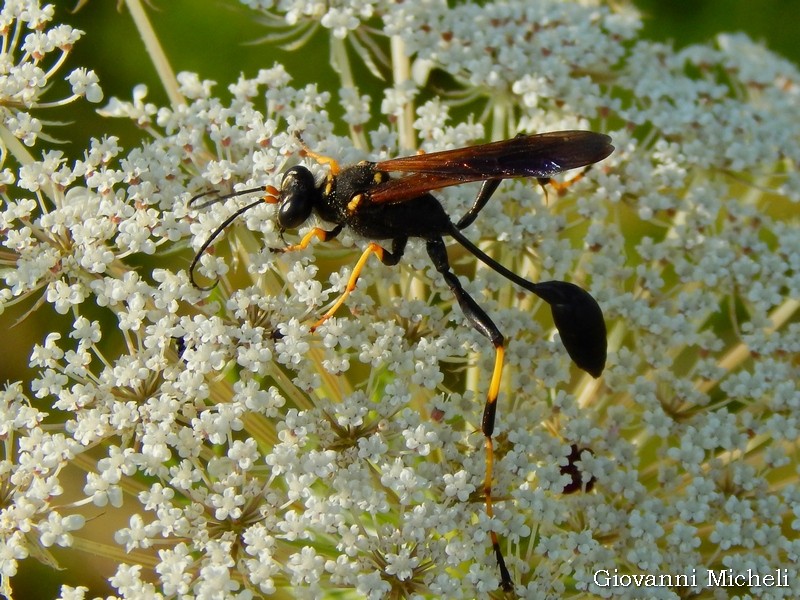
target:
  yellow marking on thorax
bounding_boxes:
[323,174,334,196]
[347,194,363,213]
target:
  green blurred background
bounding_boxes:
[4,0,799,597]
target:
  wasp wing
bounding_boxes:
[368,130,613,205]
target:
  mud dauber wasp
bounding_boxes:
[189,130,613,591]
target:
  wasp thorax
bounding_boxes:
[277,166,316,229]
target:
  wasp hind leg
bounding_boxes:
[537,164,596,204]
[425,237,513,592]
[310,237,408,331]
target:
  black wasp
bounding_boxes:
[189,130,613,591]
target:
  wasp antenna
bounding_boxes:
[189,198,264,290]
[189,185,272,210]
[188,189,218,207]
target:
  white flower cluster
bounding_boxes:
[1,0,799,598]
[240,0,382,39]
[388,0,636,100]
[0,1,102,148]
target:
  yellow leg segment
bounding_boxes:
[482,344,512,591]
[487,345,504,409]
[539,165,593,204]
[282,227,333,253]
[300,147,341,176]
[310,242,385,332]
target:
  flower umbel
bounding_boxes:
[0,1,102,150]
[1,1,799,599]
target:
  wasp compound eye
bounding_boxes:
[277,166,316,229]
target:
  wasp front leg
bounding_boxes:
[294,135,342,176]
[275,224,344,254]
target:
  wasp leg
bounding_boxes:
[299,147,342,176]
[426,237,513,592]
[537,164,595,204]
[458,163,598,229]
[448,226,607,377]
[310,237,408,332]
[455,132,529,230]
[292,132,343,175]
[276,224,344,253]
[456,179,502,230]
